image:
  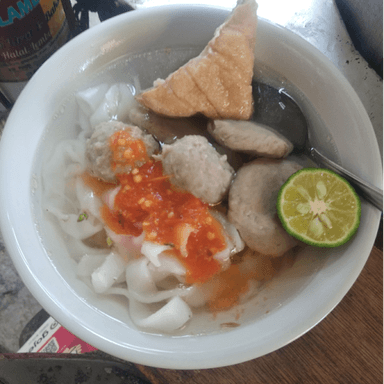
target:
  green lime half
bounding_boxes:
[277,168,361,247]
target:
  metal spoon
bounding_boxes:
[252,82,383,210]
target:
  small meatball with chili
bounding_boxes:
[85,121,159,182]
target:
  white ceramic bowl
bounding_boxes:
[0,5,381,369]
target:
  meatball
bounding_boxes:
[228,158,301,257]
[129,103,208,144]
[85,121,159,182]
[208,120,293,158]
[157,135,235,204]
[129,105,245,171]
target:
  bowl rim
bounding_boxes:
[0,4,381,369]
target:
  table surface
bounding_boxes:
[0,0,382,382]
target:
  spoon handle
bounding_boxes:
[310,147,383,211]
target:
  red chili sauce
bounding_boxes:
[96,130,227,284]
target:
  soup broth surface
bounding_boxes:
[32,46,334,336]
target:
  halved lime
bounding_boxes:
[277,168,361,247]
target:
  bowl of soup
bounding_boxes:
[0,3,381,369]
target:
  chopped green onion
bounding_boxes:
[77,212,88,222]
[106,237,113,247]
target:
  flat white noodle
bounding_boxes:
[77,254,107,278]
[182,284,213,308]
[141,241,173,267]
[130,296,192,333]
[91,252,128,293]
[182,274,226,308]
[125,258,157,294]
[116,83,136,122]
[239,279,261,304]
[42,136,107,241]
[76,84,118,139]
[68,237,111,263]
[177,223,196,257]
[75,177,103,219]
[147,253,186,283]
[106,228,144,260]
[212,247,231,270]
[42,139,86,197]
[210,210,245,268]
[41,78,255,335]
[88,84,137,128]
[42,139,86,222]
[116,257,192,331]
[77,109,93,140]
[211,210,245,253]
[133,75,141,96]
[103,186,121,210]
[183,257,263,309]
[45,177,103,241]
[90,85,120,128]
[127,253,187,297]
[107,286,191,304]
[58,213,103,240]
[76,84,110,117]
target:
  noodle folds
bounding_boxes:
[42,68,297,334]
[38,0,306,336]
[43,64,304,338]
[42,82,258,333]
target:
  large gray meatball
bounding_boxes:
[157,135,235,204]
[86,121,159,182]
[228,158,301,257]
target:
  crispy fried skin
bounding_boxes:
[136,0,258,120]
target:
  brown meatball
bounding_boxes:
[228,158,301,257]
[157,135,235,204]
[129,104,245,171]
[208,119,293,158]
